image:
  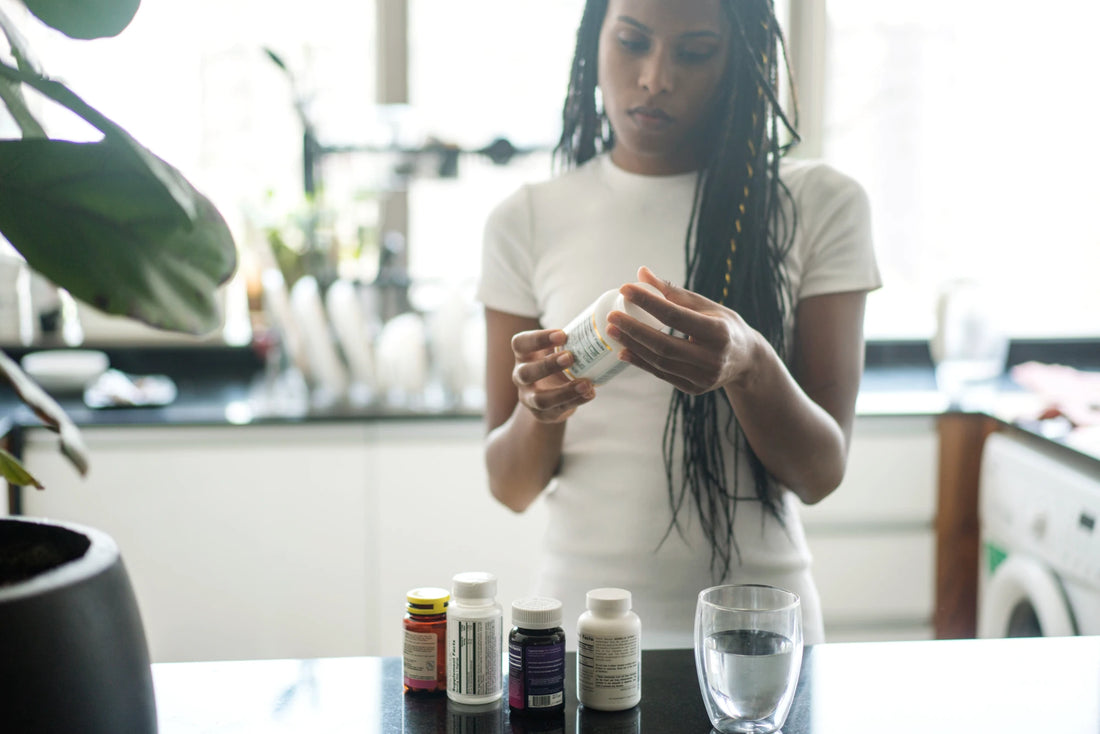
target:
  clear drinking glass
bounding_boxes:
[694,585,803,734]
[930,279,1009,409]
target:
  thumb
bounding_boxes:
[637,266,709,309]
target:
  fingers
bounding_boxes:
[513,348,573,387]
[511,328,573,386]
[510,327,595,423]
[609,319,711,392]
[636,266,711,310]
[511,328,566,358]
[522,379,595,418]
[620,349,703,395]
[517,374,595,424]
[608,305,730,395]
[607,304,703,372]
[625,269,720,338]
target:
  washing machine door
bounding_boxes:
[978,554,1078,638]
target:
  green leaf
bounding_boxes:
[0,61,200,223]
[0,350,87,478]
[0,448,44,489]
[0,138,237,334]
[22,0,140,40]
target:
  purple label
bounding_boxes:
[509,640,565,710]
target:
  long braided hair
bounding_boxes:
[555,0,800,580]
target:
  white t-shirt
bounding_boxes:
[477,154,881,647]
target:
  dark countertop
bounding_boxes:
[2,341,1098,466]
[152,636,1100,733]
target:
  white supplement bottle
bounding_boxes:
[446,571,503,704]
[559,282,665,385]
[576,587,642,711]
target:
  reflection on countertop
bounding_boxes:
[150,639,1100,733]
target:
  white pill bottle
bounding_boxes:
[446,571,503,704]
[560,283,664,385]
[576,587,642,711]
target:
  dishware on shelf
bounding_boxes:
[375,311,429,406]
[289,275,349,407]
[20,349,109,395]
[694,584,803,734]
[325,278,376,405]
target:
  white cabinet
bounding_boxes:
[21,424,375,663]
[369,420,548,657]
[18,418,544,662]
[800,415,938,641]
[16,414,937,660]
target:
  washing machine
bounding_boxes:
[978,431,1100,638]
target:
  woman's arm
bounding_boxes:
[724,290,866,504]
[607,267,867,505]
[483,308,595,512]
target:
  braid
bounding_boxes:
[670,0,799,580]
[557,0,800,581]
[555,0,612,169]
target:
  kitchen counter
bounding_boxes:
[153,636,1100,733]
[1,343,1095,461]
[7,346,936,429]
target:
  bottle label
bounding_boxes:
[577,632,640,702]
[563,309,614,379]
[448,617,502,697]
[508,639,565,710]
[404,629,441,686]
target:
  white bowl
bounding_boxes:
[20,349,110,394]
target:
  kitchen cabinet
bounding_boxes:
[369,420,548,657]
[21,424,375,663]
[17,415,937,660]
[800,415,938,641]
[18,419,547,662]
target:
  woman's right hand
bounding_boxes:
[511,328,595,423]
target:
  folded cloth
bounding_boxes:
[1010,362,1100,427]
[83,369,177,409]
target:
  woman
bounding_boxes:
[477,0,880,646]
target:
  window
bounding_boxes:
[11,2,1088,344]
[820,1,1100,339]
[405,0,585,306]
[2,0,377,333]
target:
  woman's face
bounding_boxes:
[597,0,730,176]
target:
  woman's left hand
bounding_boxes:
[606,266,763,395]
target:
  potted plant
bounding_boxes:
[0,0,237,731]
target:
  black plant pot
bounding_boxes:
[0,516,157,733]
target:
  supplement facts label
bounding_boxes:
[449,618,501,697]
[508,640,565,710]
[564,311,613,377]
[577,633,640,699]
[403,630,439,683]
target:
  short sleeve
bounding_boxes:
[475,185,540,318]
[795,165,882,299]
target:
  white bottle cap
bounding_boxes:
[585,587,632,614]
[451,571,497,600]
[512,597,563,629]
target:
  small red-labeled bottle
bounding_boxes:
[403,587,449,695]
